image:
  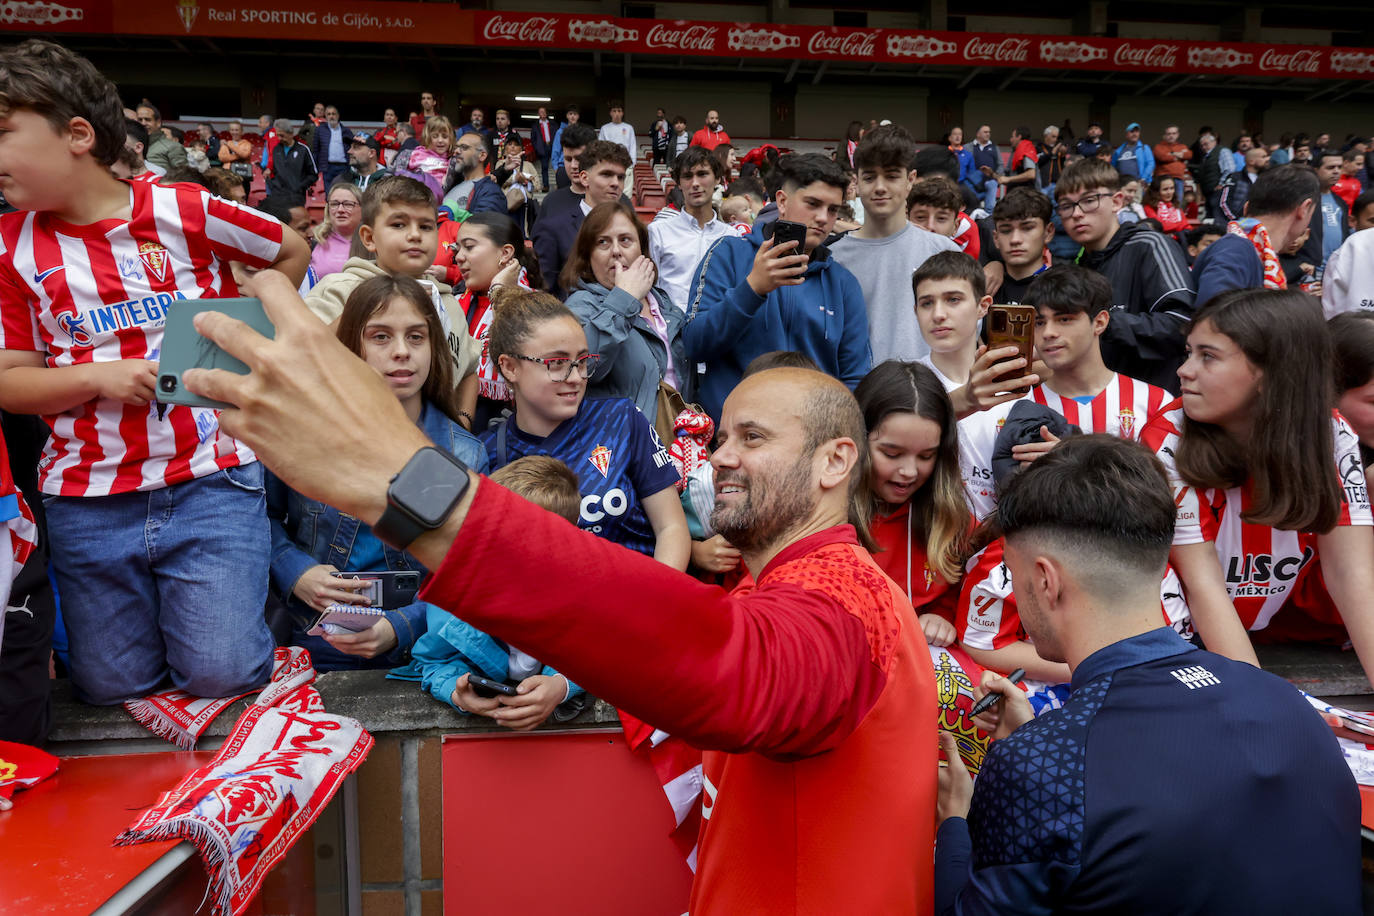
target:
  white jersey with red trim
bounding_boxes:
[0,179,283,497]
[1142,401,1372,631]
[957,539,1190,653]
[1030,372,1170,440]
[918,355,1021,520]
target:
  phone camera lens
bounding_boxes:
[159,376,177,393]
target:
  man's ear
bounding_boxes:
[977,295,993,319]
[774,187,788,218]
[1034,554,1065,612]
[358,223,377,253]
[1043,220,1055,241]
[815,437,859,493]
[1093,308,1110,335]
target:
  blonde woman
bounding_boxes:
[309,180,363,278]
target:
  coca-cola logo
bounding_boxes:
[964,36,1029,63]
[1259,48,1321,74]
[1188,46,1253,69]
[807,30,878,57]
[727,27,800,53]
[1113,42,1179,68]
[1331,50,1374,75]
[645,23,717,52]
[482,14,557,44]
[886,33,957,59]
[568,18,638,45]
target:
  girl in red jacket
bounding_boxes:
[856,360,971,646]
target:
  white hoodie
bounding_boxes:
[1322,228,1374,318]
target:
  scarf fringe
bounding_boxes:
[115,817,235,915]
[123,698,198,750]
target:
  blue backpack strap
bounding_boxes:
[495,416,509,469]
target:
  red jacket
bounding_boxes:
[422,483,936,915]
[869,502,959,621]
[691,126,732,150]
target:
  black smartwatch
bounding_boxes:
[372,447,472,550]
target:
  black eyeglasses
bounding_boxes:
[514,353,601,381]
[1054,192,1113,218]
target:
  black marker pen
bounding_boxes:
[969,667,1026,717]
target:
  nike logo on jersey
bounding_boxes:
[34,265,65,283]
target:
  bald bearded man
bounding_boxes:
[183,274,938,916]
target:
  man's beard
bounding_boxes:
[710,455,817,553]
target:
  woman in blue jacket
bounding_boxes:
[267,275,489,671]
[562,201,693,428]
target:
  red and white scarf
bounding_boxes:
[619,710,703,871]
[116,649,372,916]
[125,646,318,750]
[0,740,58,802]
[1227,219,1286,290]
[462,267,531,402]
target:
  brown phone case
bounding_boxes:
[986,305,1036,395]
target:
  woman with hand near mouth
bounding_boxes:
[563,201,691,429]
[855,361,970,647]
[450,212,543,430]
[482,291,690,570]
[1142,288,1374,687]
[266,275,489,671]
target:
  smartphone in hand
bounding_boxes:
[468,674,520,698]
[157,297,275,409]
[771,219,808,255]
[985,304,1036,396]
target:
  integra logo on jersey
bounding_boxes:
[87,291,188,334]
[1225,545,1315,596]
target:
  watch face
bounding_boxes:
[392,448,468,527]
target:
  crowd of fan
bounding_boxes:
[3,40,1374,783]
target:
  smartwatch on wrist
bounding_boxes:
[372,446,472,550]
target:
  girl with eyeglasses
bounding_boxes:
[310,180,363,279]
[482,291,691,569]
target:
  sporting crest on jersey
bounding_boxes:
[138,241,170,283]
[1118,407,1136,440]
[923,565,937,591]
[929,645,992,777]
[588,445,613,478]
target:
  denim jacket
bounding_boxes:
[266,401,489,664]
[565,280,693,424]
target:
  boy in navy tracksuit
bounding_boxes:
[682,152,870,421]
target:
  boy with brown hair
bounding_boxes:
[1055,157,1194,392]
[0,40,309,706]
[306,175,481,424]
[392,455,586,729]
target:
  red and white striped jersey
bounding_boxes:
[0,179,283,497]
[1030,372,1170,440]
[956,539,1191,652]
[1142,401,1372,632]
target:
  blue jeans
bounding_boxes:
[45,463,275,705]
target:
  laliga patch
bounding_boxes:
[588,445,612,478]
[138,241,170,284]
[193,408,219,443]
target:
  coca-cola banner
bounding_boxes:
[4,1,1371,81]
[475,11,1374,82]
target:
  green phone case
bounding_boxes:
[156,297,275,410]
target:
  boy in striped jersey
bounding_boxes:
[0,41,310,705]
[1009,265,1171,465]
[959,266,1186,694]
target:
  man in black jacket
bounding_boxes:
[267,119,319,203]
[1192,132,1224,221]
[1056,159,1194,393]
[308,105,353,187]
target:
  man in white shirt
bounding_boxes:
[599,103,638,194]
[648,146,733,312]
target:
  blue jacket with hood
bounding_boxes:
[681,220,871,421]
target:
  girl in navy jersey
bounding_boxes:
[1142,289,1374,684]
[482,291,691,569]
[855,361,971,646]
[450,212,543,429]
[267,276,488,671]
